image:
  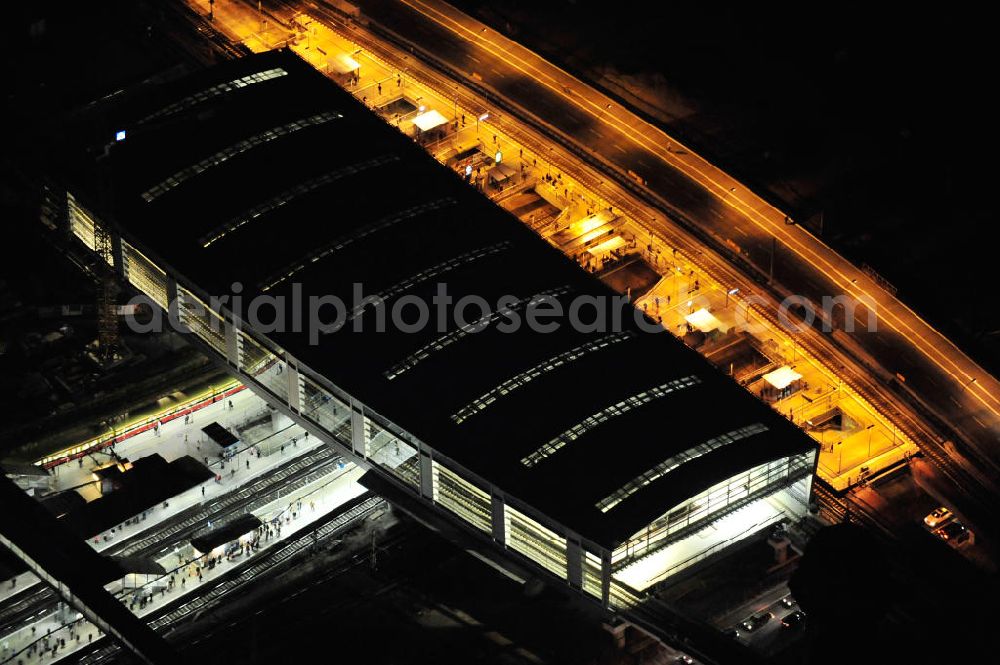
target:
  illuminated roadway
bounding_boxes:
[332,0,1000,482]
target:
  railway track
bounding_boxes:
[74,494,387,665]
[0,445,341,639]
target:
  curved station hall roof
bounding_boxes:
[59,50,815,550]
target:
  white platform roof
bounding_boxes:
[412,109,448,132]
[329,54,360,74]
[684,308,723,333]
[763,366,803,390]
[587,235,626,256]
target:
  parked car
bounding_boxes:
[923,506,953,529]
[781,610,806,629]
[779,595,796,609]
[933,520,973,546]
[740,612,773,632]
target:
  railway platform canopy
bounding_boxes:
[53,49,816,604]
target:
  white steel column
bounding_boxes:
[601,550,612,609]
[224,319,240,368]
[350,402,366,457]
[566,534,583,589]
[490,491,505,544]
[165,277,179,327]
[286,359,301,413]
[419,446,433,500]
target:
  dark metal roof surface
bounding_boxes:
[60,50,815,548]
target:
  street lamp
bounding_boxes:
[726,287,739,308]
[476,111,489,136]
